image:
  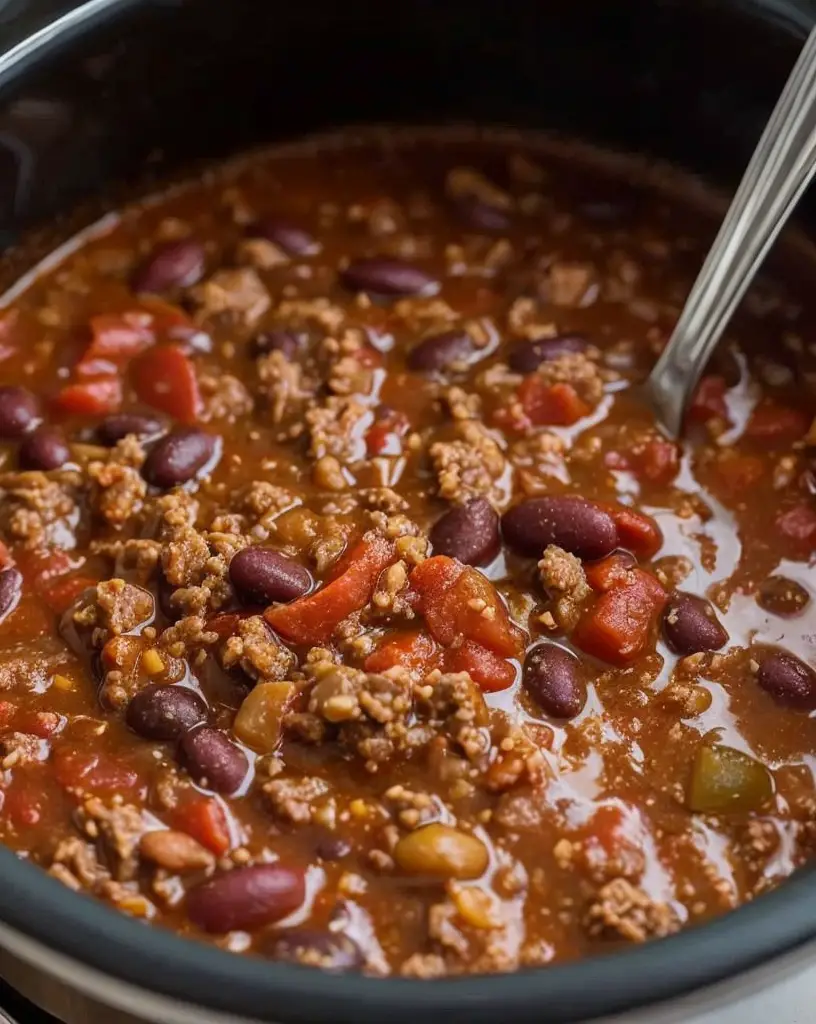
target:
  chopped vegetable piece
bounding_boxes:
[584,552,636,592]
[85,312,156,362]
[53,748,141,795]
[445,640,516,692]
[688,374,728,423]
[266,535,395,644]
[232,681,296,753]
[54,377,122,416]
[132,345,201,423]
[606,506,663,559]
[630,439,680,485]
[364,630,439,674]
[688,744,774,813]
[172,796,231,855]
[517,377,591,426]
[573,569,666,665]
[744,401,809,442]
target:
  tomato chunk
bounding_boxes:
[744,401,809,442]
[55,377,122,416]
[85,312,155,363]
[518,377,591,427]
[364,630,439,674]
[39,574,97,615]
[266,535,395,645]
[411,555,525,659]
[365,408,410,456]
[445,640,516,692]
[53,748,141,795]
[584,552,637,592]
[573,568,666,666]
[688,374,728,423]
[132,345,201,423]
[173,795,231,855]
[607,506,663,560]
[631,439,680,485]
[715,453,765,495]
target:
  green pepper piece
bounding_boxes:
[688,744,774,813]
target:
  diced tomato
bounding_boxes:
[445,640,517,693]
[39,574,97,615]
[364,630,439,674]
[55,377,122,416]
[172,796,231,856]
[411,556,525,659]
[584,552,637,592]
[716,453,765,494]
[205,612,244,641]
[15,710,63,739]
[53,748,141,796]
[607,506,663,560]
[84,312,155,363]
[688,374,728,423]
[365,408,410,456]
[573,568,666,666]
[4,783,43,827]
[776,503,816,551]
[744,401,809,443]
[16,548,76,584]
[574,803,646,880]
[631,439,680,485]
[132,344,201,423]
[518,377,591,427]
[266,535,396,645]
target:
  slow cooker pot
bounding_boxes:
[0,1,816,1021]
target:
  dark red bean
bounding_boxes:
[757,650,816,709]
[407,329,476,373]
[126,684,207,741]
[507,334,589,374]
[248,218,319,256]
[522,643,586,719]
[756,575,810,618]
[502,497,618,560]
[662,594,728,656]
[250,330,305,360]
[266,928,362,971]
[340,257,437,298]
[131,239,205,293]
[95,414,163,446]
[454,196,510,232]
[142,429,219,489]
[0,386,38,439]
[18,426,69,470]
[178,726,248,793]
[187,863,305,933]
[229,547,311,606]
[430,498,500,566]
[0,568,22,624]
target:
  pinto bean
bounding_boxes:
[139,829,214,872]
[393,823,488,879]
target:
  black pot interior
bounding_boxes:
[1,1,816,1022]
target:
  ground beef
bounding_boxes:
[0,640,67,691]
[191,268,270,324]
[534,353,605,406]
[0,732,47,768]
[73,579,154,642]
[584,879,680,942]
[0,469,81,549]
[158,616,219,659]
[50,837,110,890]
[369,560,413,619]
[538,545,591,630]
[90,538,163,581]
[264,776,331,824]
[220,615,295,683]
[257,350,312,425]
[430,421,508,506]
[199,373,254,421]
[230,480,297,540]
[418,671,490,763]
[87,437,147,528]
[306,397,370,463]
[75,796,145,882]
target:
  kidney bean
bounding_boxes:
[662,593,728,656]
[229,547,311,606]
[393,823,488,879]
[126,684,208,741]
[18,426,69,471]
[429,498,500,566]
[266,928,362,971]
[250,329,305,360]
[95,414,163,446]
[522,643,585,719]
[0,568,22,624]
[178,726,248,794]
[0,386,38,439]
[507,334,589,374]
[249,218,319,256]
[757,650,816,709]
[131,239,205,293]
[454,196,511,232]
[187,863,305,933]
[502,496,618,560]
[142,429,219,489]
[407,329,475,373]
[340,257,437,297]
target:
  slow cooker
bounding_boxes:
[0,1,816,1021]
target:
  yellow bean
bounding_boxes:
[393,823,488,880]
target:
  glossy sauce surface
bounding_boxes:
[0,130,813,975]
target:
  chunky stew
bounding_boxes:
[0,129,814,975]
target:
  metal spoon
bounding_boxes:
[647,26,816,437]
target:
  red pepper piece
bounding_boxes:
[688,374,728,423]
[364,630,439,674]
[54,377,122,416]
[132,345,201,423]
[172,796,231,856]
[518,377,591,427]
[607,506,663,560]
[266,535,395,645]
[445,640,516,692]
[573,569,666,666]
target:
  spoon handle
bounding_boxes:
[648,26,816,437]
